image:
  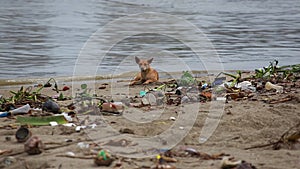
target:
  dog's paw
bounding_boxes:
[129,81,136,86]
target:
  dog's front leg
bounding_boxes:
[130,80,139,86]
[130,74,143,85]
[143,79,155,85]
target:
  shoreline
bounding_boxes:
[0,69,251,88]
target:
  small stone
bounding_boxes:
[98,86,106,89]
[119,128,135,134]
[181,96,189,103]
[65,152,75,156]
[141,98,150,105]
[3,156,17,166]
[5,136,11,141]
[42,100,60,113]
[170,117,176,121]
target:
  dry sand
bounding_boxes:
[0,75,299,169]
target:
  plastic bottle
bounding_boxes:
[10,104,30,115]
[0,112,10,117]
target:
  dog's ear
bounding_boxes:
[147,58,153,64]
[135,56,140,64]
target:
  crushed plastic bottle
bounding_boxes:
[265,82,283,93]
[236,81,256,92]
[10,104,30,115]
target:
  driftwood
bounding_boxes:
[269,95,293,104]
[245,122,300,150]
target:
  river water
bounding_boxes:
[0,0,299,80]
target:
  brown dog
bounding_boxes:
[130,56,159,85]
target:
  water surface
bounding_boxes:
[0,0,299,80]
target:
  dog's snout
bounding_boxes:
[139,63,148,71]
[140,66,147,71]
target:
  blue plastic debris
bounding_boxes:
[0,112,9,118]
[139,90,147,97]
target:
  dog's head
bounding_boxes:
[135,56,153,72]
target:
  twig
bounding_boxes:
[244,142,278,150]
[6,150,25,156]
[24,160,31,169]
[0,149,13,155]
[269,96,292,104]
[44,142,77,151]
[37,162,49,169]
[56,154,94,159]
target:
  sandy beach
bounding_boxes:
[0,71,299,169]
[1,1,300,168]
